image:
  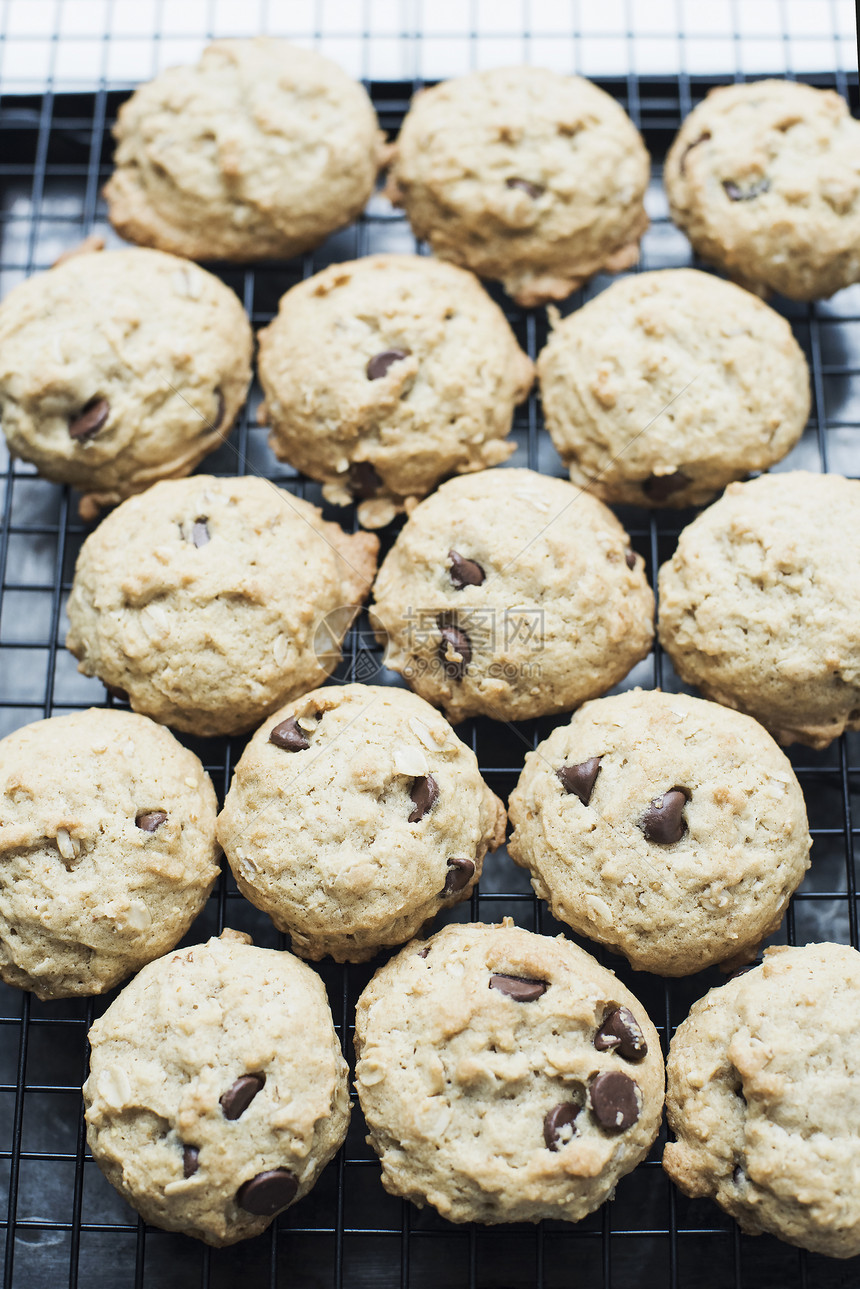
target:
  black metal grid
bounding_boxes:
[1,38,859,1289]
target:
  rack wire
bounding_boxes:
[0,29,859,1289]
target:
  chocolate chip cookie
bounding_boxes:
[386,66,650,306]
[106,38,386,261]
[537,268,810,508]
[369,468,654,724]
[0,708,218,999]
[665,79,860,300]
[257,255,534,528]
[664,942,860,1257]
[508,689,811,976]
[84,928,350,1246]
[218,684,505,962]
[658,471,860,749]
[354,920,664,1224]
[0,245,252,518]
[65,475,379,737]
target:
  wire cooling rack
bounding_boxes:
[1,49,860,1289]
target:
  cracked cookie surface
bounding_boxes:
[386,66,649,306]
[369,468,654,723]
[664,942,860,1258]
[105,38,385,261]
[257,255,534,528]
[0,708,218,999]
[508,689,810,976]
[65,475,379,737]
[84,929,350,1246]
[665,79,860,300]
[658,471,860,749]
[354,920,664,1224]
[218,684,505,961]
[537,268,810,508]
[0,246,252,518]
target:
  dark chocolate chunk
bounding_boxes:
[625,548,637,570]
[68,397,110,441]
[437,623,471,679]
[366,349,410,380]
[643,471,689,502]
[236,1167,298,1216]
[556,758,601,807]
[348,460,382,499]
[506,177,545,198]
[136,810,167,832]
[678,130,710,174]
[543,1102,580,1151]
[448,549,485,590]
[590,1070,640,1132]
[220,1073,265,1120]
[190,518,210,548]
[639,787,689,845]
[594,1007,648,1061]
[409,774,439,823]
[440,857,475,897]
[489,973,548,1002]
[269,716,310,752]
[723,177,770,202]
[418,946,430,958]
[183,1145,200,1178]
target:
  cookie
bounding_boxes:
[508,690,811,976]
[354,919,664,1224]
[65,475,379,737]
[664,79,860,300]
[218,684,506,962]
[537,268,810,508]
[386,66,650,306]
[105,38,386,262]
[257,255,534,529]
[0,708,218,999]
[369,468,654,724]
[84,928,350,1246]
[664,942,860,1258]
[658,471,860,749]
[0,246,252,518]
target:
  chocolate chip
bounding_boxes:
[418,946,430,958]
[348,460,382,499]
[269,716,310,752]
[639,787,689,845]
[136,810,167,832]
[105,684,128,703]
[68,397,110,441]
[678,131,710,174]
[594,1007,648,1061]
[590,1070,640,1132]
[409,774,439,823]
[236,1168,298,1216]
[723,177,770,202]
[506,177,544,198]
[625,548,637,570]
[183,1145,200,1178]
[448,549,485,590]
[556,758,601,807]
[437,622,471,679]
[440,857,475,897]
[366,349,410,380]
[543,1102,580,1151]
[489,974,548,1002]
[220,1073,265,1120]
[190,518,210,548]
[643,471,689,502]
